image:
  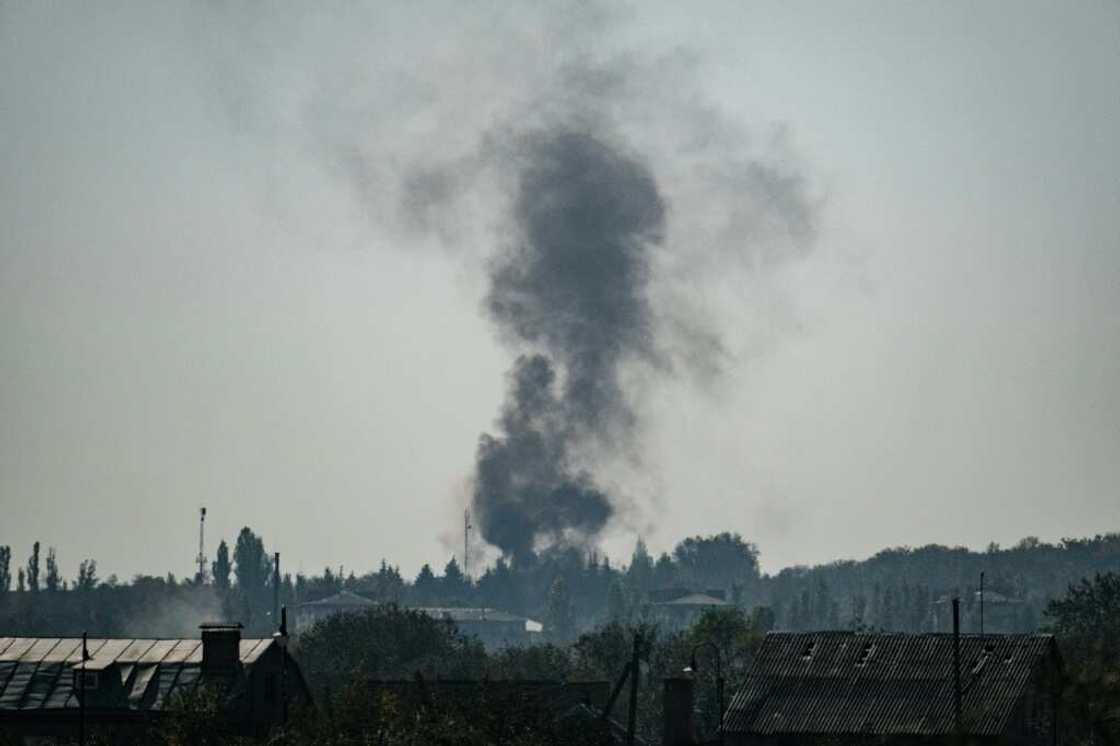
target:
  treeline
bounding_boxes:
[0,532,764,638]
[763,534,1120,634]
[285,604,757,745]
[2,530,1119,639]
[0,529,278,636]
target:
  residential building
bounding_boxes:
[411,607,543,649]
[644,588,732,631]
[0,623,310,741]
[294,592,542,649]
[295,590,377,633]
[723,631,1061,745]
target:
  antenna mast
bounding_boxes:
[196,507,207,582]
[464,509,472,581]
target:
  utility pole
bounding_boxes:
[273,607,289,726]
[78,632,88,746]
[273,553,281,625]
[627,632,642,746]
[688,642,725,745]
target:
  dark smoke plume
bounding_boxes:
[473,130,665,561]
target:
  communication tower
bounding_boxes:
[464,509,472,581]
[196,507,207,582]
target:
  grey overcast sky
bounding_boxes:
[2,1,1118,582]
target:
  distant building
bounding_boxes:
[723,631,1061,745]
[644,588,731,630]
[0,624,310,741]
[411,607,543,649]
[294,593,542,649]
[295,590,377,632]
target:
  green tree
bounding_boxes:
[0,546,11,593]
[442,556,467,599]
[751,605,776,633]
[652,552,676,589]
[627,538,654,593]
[76,559,98,591]
[688,607,762,739]
[413,563,437,603]
[672,533,760,594]
[233,528,269,593]
[45,547,60,592]
[487,643,573,680]
[545,576,575,643]
[162,683,229,745]
[477,557,519,612]
[1044,572,1120,743]
[27,541,40,593]
[233,527,270,625]
[365,560,405,603]
[881,585,897,631]
[211,540,231,591]
[813,577,833,628]
[294,605,486,696]
[607,577,631,624]
[571,621,643,681]
[17,567,25,592]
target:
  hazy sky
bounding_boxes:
[2,1,1118,582]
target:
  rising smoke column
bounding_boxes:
[473,130,665,561]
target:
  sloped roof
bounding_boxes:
[299,590,377,608]
[413,607,534,625]
[725,632,1057,736]
[650,592,729,607]
[0,637,276,713]
[934,591,1023,606]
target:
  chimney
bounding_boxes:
[663,677,696,746]
[200,623,243,674]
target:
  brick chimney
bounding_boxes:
[663,677,696,746]
[200,623,242,674]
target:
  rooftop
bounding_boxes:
[649,592,730,607]
[0,636,277,713]
[725,631,1058,736]
[413,607,537,625]
[298,590,377,608]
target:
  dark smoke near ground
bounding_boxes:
[473,131,665,561]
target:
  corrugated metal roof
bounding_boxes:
[236,638,265,664]
[0,637,276,712]
[725,632,1057,736]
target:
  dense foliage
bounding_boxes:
[3,530,1120,640]
[266,606,757,745]
[1044,572,1120,744]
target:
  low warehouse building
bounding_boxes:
[0,623,310,741]
[295,589,377,632]
[412,607,543,649]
